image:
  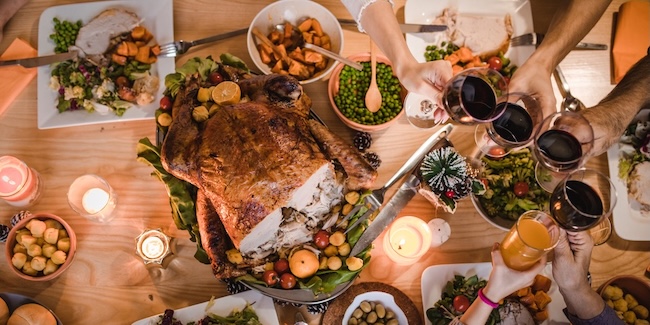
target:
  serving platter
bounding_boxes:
[36,0,175,129]
[421,262,569,325]
[606,108,650,241]
[131,290,279,325]
[404,0,535,67]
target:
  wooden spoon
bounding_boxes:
[365,39,382,113]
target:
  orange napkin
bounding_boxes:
[0,38,38,117]
[612,0,650,83]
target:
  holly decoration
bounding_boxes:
[420,146,486,213]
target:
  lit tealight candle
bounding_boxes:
[383,216,432,265]
[135,229,173,267]
[82,188,110,214]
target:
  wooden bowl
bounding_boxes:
[5,212,77,281]
[597,275,650,312]
[328,53,407,132]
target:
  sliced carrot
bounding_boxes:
[456,47,473,63]
[451,64,464,75]
[445,53,460,66]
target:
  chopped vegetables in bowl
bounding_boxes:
[471,147,550,230]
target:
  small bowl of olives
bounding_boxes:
[342,291,407,325]
[5,212,77,281]
[328,53,407,132]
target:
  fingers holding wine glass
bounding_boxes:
[404,92,447,129]
[532,111,594,191]
[442,67,508,125]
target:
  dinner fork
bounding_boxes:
[340,124,453,233]
[510,32,608,50]
[158,27,249,57]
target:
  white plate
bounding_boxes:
[421,262,569,325]
[131,290,279,325]
[404,0,535,67]
[606,108,650,241]
[36,0,175,129]
[342,291,408,325]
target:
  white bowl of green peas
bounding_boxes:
[328,53,406,132]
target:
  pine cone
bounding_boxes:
[223,278,250,294]
[364,152,382,169]
[11,210,32,227]
[0,224,9,243]
[307,301,329,314]
[273,298,291,307]
[353,132,372,151]
[452,179,472,199]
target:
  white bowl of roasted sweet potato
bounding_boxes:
[247,0,343,84]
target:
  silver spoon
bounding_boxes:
[554,66,586,112]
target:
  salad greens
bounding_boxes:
[426,275,499,325]
[477,148,550,221]
[618,119,650,181]
[158,304,260,325]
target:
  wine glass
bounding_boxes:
[405,67,508,128]
[532,111,594,192]
[474,92,543,158]
[549,168,617,245]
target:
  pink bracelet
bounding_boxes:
[478,288,499,308]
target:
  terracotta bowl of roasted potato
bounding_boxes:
[5,212,77,281]
[247,0,343,84]
[597,275,650,323]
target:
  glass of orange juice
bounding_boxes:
[500,210,560,271]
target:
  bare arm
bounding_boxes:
[581,54,650,156]
[0,0,30,43]
[509,0,612,116]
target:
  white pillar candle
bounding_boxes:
[383,216,432,265]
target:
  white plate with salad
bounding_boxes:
[36,0,175,129]
[404,0,535,67]
[131,290,279,325]
[421,262,569,325]
[606,108,650,241]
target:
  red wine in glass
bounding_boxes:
[550,180,604,230]
[492,103,534,143]
[536,129,582,171]
[444,72,504,124]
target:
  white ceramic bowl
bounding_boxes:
[342,291,408,325]
[247,0,343,84]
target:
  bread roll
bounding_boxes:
[0,297,9,325]
[7,304,56,325]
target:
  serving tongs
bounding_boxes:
[340,123,454,233]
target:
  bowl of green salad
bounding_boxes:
[471,147,551,231]
[328,53,406,132]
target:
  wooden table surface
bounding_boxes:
[1,0,648,324]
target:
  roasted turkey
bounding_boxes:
[160,73,377,277]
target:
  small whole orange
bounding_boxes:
[289,249,320,279]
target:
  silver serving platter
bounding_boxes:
[242,277,356,305]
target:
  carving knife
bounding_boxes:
[0,51,78,68]
[338,18,447,33]
[350,174,421,257]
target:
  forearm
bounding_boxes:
[459,283,506,325]
[523,0,611,75]
[581,55,650,156]
[0,0,30,27]
[560,282,606,320]
[357,1,419,80]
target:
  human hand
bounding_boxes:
[482,242,547,302]
[394,59,453,122]
[552,229,594,292]
[508,62,557,118]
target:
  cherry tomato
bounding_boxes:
[488,147,506,157]
[313,230,330,249]
[159,96,173,110]
[453,295,470,313]
[209,71,224,84]
[513,181,529,197]
[279,272,297,289]
[479,178,489,189]
[262,270,279,286]
[487,56,503,71]
[274,258,290,275]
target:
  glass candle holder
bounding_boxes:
[383,216,432,265]
[0,156,43,208]
[67,174,117,223]
[135,229,173,267]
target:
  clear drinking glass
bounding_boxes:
[533,111,594,192]
[475,93,542,158]
[67,174,118,223]
[500,210,560,271]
